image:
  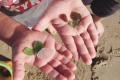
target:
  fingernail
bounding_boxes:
[91,54,96,59]
[86,59,92,65]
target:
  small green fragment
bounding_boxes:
[68,20,80,28]
[33,41,43,53]
[23,47,33,55]
[68,21,74,27]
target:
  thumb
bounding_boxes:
[32,16,50,32]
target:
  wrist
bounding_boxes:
[7,24,30,46]
[0,12,30,46]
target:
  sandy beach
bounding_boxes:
[0,9,120,80]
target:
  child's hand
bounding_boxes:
[12,30,76,80]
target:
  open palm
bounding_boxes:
[12,30,76,80]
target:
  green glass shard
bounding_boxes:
[23,47,33,55]
[68,21,74,27]
[68,20,79,28]
[33,41,43,53]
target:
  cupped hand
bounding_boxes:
[52,18,97,64]
[12,29,76,80]
[51,14,104,64]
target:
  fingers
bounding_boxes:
[48,59,61,68]
[55,43,77,71]
[40,64,68,80]
[74,36,92,65]
[87,23,99,45]
[94,21,104,37]
[66,62,77,71]
[49,58,76,71]
[12,53,26,80]
[92,14,104,37]
[54,52,76,71]
[40,63,75,80]
[52,19,79,60]
[55,65,75,80]
[76,15,92,34]
[34,49,75,80]
[55,43,72,59]
[62,36,79,61]
[51,42,77,71]
[40,59,75,80]
[81,32,96,58]
[54,43,77,71]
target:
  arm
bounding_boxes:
[0,11,28,46]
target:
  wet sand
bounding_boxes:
[0,10,120,80]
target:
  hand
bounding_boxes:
[11,29,76,80]
[52,14,104,64]
[32,0,98,63]
[52,18,98,64]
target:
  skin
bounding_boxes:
[0,12,76,80]
[52,18,97,64]
[92,14,104,37]
[46,15,104,64]
[33,0,99,62]
[12,30,76,80]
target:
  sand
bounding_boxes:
[0,10,120,80]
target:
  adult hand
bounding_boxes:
[52,18,98,64]
[51,14,104,64]
[12,29,76,80]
